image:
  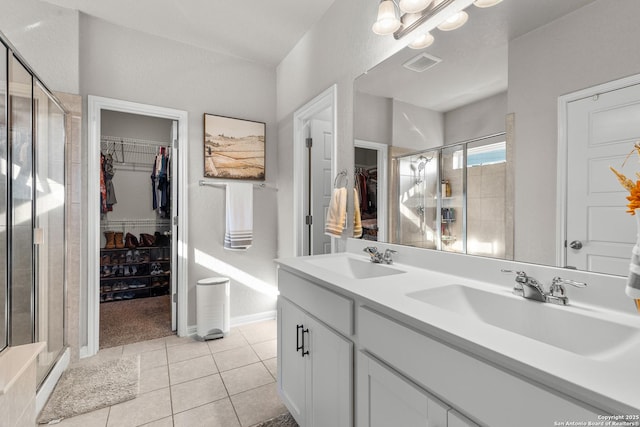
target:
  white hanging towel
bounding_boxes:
[224,183,253,250]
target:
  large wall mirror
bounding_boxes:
[354,0,640,275]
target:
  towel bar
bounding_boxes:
[198,180,277,191]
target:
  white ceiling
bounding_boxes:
[40,0,337,66]
[355,0,597,112]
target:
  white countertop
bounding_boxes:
[276,250,640,415]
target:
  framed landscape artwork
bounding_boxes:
[203,114,266,180]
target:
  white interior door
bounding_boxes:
[310,118,333,255]
[566,83,640,274]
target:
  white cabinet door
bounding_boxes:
[307,315,353,427]
[278,297,307,424]
[448,410,479,427]
[357,352,448,427]
[279,296,354,427]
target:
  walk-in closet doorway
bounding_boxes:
[87,96,188,357]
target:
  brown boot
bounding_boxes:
[114,231,125,249]
[125,232,139,248]
[104,231,116,249]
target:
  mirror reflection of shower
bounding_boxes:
[394,150,439,248]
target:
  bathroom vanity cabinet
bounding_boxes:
[277,270,353,427]
[276,254,611,427]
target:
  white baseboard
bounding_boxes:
[36,347,70,415]
[186,310,277,336]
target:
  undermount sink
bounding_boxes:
[406,285,640,358]
[304,256,405,280]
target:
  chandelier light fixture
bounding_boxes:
[372,0,505,48]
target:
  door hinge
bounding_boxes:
[305,215,313,225]
[172,293,177,303]
[173,139,178,149]
[173,216,178,226]
[564,240,567,248]
[305,137,313,148]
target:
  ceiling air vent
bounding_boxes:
[402,53,442,73]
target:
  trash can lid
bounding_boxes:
[197,277,229,285]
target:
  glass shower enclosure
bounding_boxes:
[1,36,67,388]
[392,136,509,259]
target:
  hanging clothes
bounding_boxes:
[103,152,117,211]
[100,154,107,214]
[151,147,171,218]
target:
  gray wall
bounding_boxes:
[79,15,279,334]
[508,0,640,265]
[392,100,444,151]
[0,0,79,94]
[444,91,507,145]
[354,92,392,144]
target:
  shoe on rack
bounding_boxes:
[102,265,112,277]
[140,233,155,247]
[104,231,116,249]
[126,250,133,263]
[103,285,112,292]
[131,265,138,275]
[125,232,139,248]
[133,250,140,263]
[124,265,131,276]
[123,292,134,299]
[100,294,106,302]
[101,254,111,265]
[114,294,123,300]
[105,293,114,302]
[114,231,125,249]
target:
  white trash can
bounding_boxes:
[196,277,230,340]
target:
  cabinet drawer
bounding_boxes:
[358,306,601,427]
[278,268,353,336]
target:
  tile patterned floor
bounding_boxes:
[53,320,285,427]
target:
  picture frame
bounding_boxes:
[203,113,266,180]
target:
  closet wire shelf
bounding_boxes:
[101,135,171,170]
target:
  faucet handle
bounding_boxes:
[551,276,587,288]
[363,246,378,254]
[547,277,586,305]
[383,249,397,264]
[501,269,528,283]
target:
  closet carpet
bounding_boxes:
[100,295,173,349]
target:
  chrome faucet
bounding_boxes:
[363,247,396,264]
[502,270,587,305]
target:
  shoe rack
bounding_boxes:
[100,232,171,303]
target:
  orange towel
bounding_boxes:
[325,187,347,237]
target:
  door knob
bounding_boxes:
[569,240,583,250]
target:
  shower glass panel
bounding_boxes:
[9,54,34,346]
[0,43,7,352]
[395,150,438,248]
[466,139,507,258]
[34,81,65,384]
[440,145,465,253]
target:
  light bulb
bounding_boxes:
[474,0,503,7]
[437,10,468,31]
[408,32,435,49]
[399,0,433,14]
[372,0,401,35]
